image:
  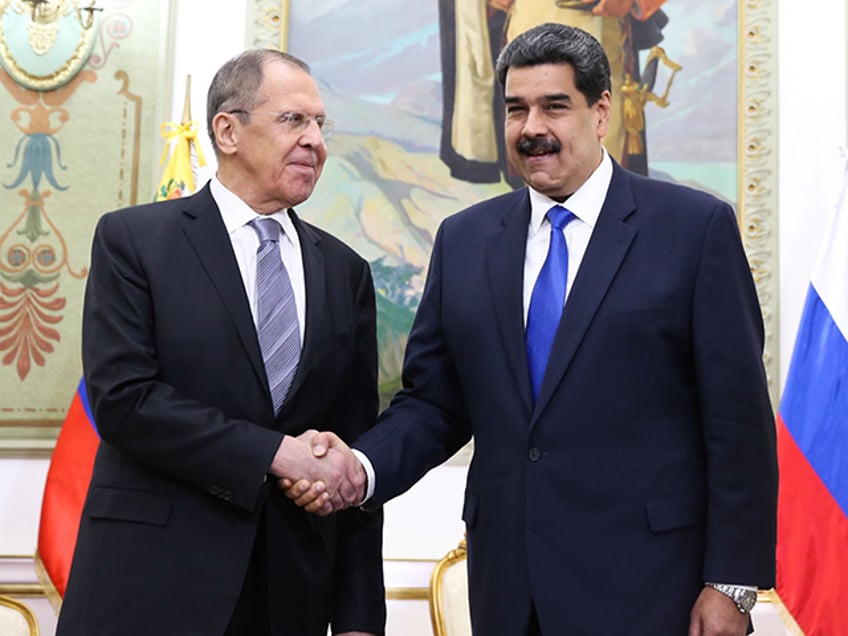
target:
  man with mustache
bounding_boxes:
[57,49,385,636]
[438,0,668,185]
[289,23,777,635]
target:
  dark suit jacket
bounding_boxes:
[58,184,385,636]
[355,162,777,635]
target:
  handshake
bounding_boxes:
[270,430,366,516]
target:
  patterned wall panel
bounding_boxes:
[0,0,170,448]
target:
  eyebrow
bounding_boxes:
[504,93,574,105]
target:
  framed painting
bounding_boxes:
[254,0,779,408]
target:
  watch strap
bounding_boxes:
[705,582,758,613]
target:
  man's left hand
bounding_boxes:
[688,586,750,636]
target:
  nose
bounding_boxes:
[521,106,548,137]
[299,118,325,146]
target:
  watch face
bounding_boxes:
[737,590,757,612]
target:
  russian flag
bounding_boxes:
[35,378,99,605]
[33,100,200,607]
[776,175,848,634]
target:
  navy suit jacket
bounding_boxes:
[355,162,777,635]
[58,184,385,636]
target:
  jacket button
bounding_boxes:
[528,448,542,462]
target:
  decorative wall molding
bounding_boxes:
[740,0,780,403]
[0,557,41,595]
[0,556,793,605]
[0,1,165,450]
[0,554,433,600]
[247,0,286,51]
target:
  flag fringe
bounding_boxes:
[33,550,62,614]
[762,589,806,636]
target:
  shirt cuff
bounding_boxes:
[351,449,375,505]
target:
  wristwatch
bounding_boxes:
[705,583,757,613]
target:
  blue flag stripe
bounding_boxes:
[780,285,848,518]
[76,378,98,437]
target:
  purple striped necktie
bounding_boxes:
[250,217,301,413]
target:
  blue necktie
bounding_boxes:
[250,218,301,413]
[526,205,575,401]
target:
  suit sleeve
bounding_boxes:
[691,203,778,587]
[355,223,473,506]
[82,211,283,511]
[331,260,386,634]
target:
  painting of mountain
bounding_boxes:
[286,0,740,403]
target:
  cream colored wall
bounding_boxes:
[777,0,848,385]
[1,0,846,634]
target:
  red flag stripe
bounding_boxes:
[776,414,848,634]
[37,383,99,600]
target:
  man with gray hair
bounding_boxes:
[57,49,384,636]
[287,23,777,636]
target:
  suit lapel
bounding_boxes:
[280,210,325,415]
[180,186,267,391]
[532,164,638,422]
[486,189,534,413]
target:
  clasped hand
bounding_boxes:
[270,430,365,516]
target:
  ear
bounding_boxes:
[595,90,612,138]
[212,112,238,156]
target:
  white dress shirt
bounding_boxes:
[210,176,306,345]
[522,149,612,321]
[358,152,613,502]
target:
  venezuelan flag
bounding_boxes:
[154,118,206,201]
[154,75,206,202]
[36,379,99,606]
[776,174,848,634]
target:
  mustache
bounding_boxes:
[516,137,562,156]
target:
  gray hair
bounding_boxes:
[206,49,311,153]
[495,23,611,105]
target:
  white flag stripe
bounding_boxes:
[811,169,848,341]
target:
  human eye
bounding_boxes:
[278,111,306,128]
[505,103,527,117]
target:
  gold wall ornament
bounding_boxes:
[739,0,779,403]
[248,0,287,52]
[0,0,100,90]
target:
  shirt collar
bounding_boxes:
[528,149,613,233]
[210,175,297,244]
